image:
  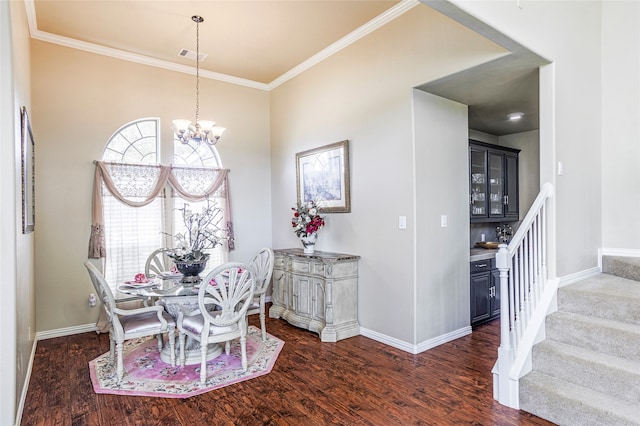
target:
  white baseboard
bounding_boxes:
[600,248,640,258]
[15,339,37,426]
[36,323,98,340]
[359,325,472,355]
[557,266,601,288]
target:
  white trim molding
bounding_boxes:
[557,266,601,288]
[16,339,37,426]
[600,248,640,258]
[36,323,98,341]
[360,325,471,355]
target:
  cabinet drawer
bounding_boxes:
[274,256,285,268]
[470,259,494,274]
[292,260,311,274]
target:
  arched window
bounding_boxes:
[102,119,159,164]
[100,118,227,284]
[173,136,221,168]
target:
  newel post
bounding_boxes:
[496,244,510,351]
[495,243,518,407]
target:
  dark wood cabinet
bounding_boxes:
[469,141,520,223]
[470,258,500,327]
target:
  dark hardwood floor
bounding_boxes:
[22,307,554,425]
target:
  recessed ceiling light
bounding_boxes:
[507,112,524,121]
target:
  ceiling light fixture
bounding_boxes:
[173,15,225,145]
[507,112,524,121]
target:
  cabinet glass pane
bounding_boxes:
[488,152,503,216]
[470,149,486,216]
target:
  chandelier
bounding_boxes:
[172,15,225,145]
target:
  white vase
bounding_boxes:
[300,233,317,254]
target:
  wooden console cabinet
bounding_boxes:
[269,249,360,342]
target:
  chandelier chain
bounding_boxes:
[195,17,200,124]
[172,14,224,145]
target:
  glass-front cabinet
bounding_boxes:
[469,140,520,222]
[470,146,488,218]
[488,151,504,218]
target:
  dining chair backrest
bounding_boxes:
[248,248,274,296]
[84,260,117,325]
[145,248,173,277]
[198,262,257,327]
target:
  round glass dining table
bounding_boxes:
[115,277,223,365]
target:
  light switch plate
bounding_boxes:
[399,216,407,230]
[440,215,448,227]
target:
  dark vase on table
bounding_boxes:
[174,260,207,284]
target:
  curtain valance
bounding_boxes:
[89,161,233,259]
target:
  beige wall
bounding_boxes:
[414,90,470,343]
[31,41,271,332]
[270,4,507,344]
[601,1,640,250]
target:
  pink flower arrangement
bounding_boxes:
[291,201,325,238]
[134,273,150,283]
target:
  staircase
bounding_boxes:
[519,256,640,425]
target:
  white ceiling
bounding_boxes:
[28,0,545,136]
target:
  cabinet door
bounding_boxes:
[504,153,519,219]
[292,274,312,318]
[471,272,492,325]
[488,152,504,218]
[469,146,488,218]
[491,268,501,318]
[271,268,286,308]
[312,280,325,321]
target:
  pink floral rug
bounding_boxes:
[89,326,284,398]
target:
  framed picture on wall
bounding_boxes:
[296,140,350,213]
[21,106,35,234]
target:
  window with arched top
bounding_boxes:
[99,118,228,285]
[102,119,159,164]
[173,136,221,168]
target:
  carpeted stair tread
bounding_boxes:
[558,273,640,324]
[518,257,640,425]
[546,311,640,362]
[520,371,640,426]
[603,256,640,282]
[532,340,640,403]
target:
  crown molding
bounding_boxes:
[28,26,269,91]
[267,0,420,90]
[25,0,419,92]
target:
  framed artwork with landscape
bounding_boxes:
[21,106,35,234]
[296,140,350,213]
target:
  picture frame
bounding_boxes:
[296,140,350,213]
[21,106,35,234]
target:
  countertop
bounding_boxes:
[470,247,498,262]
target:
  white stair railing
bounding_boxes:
[493,182,556,409]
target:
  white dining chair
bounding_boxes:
[246,248,274,341]
[176,262,257,384]
[145,248,173,278]
[84,260,176,382]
